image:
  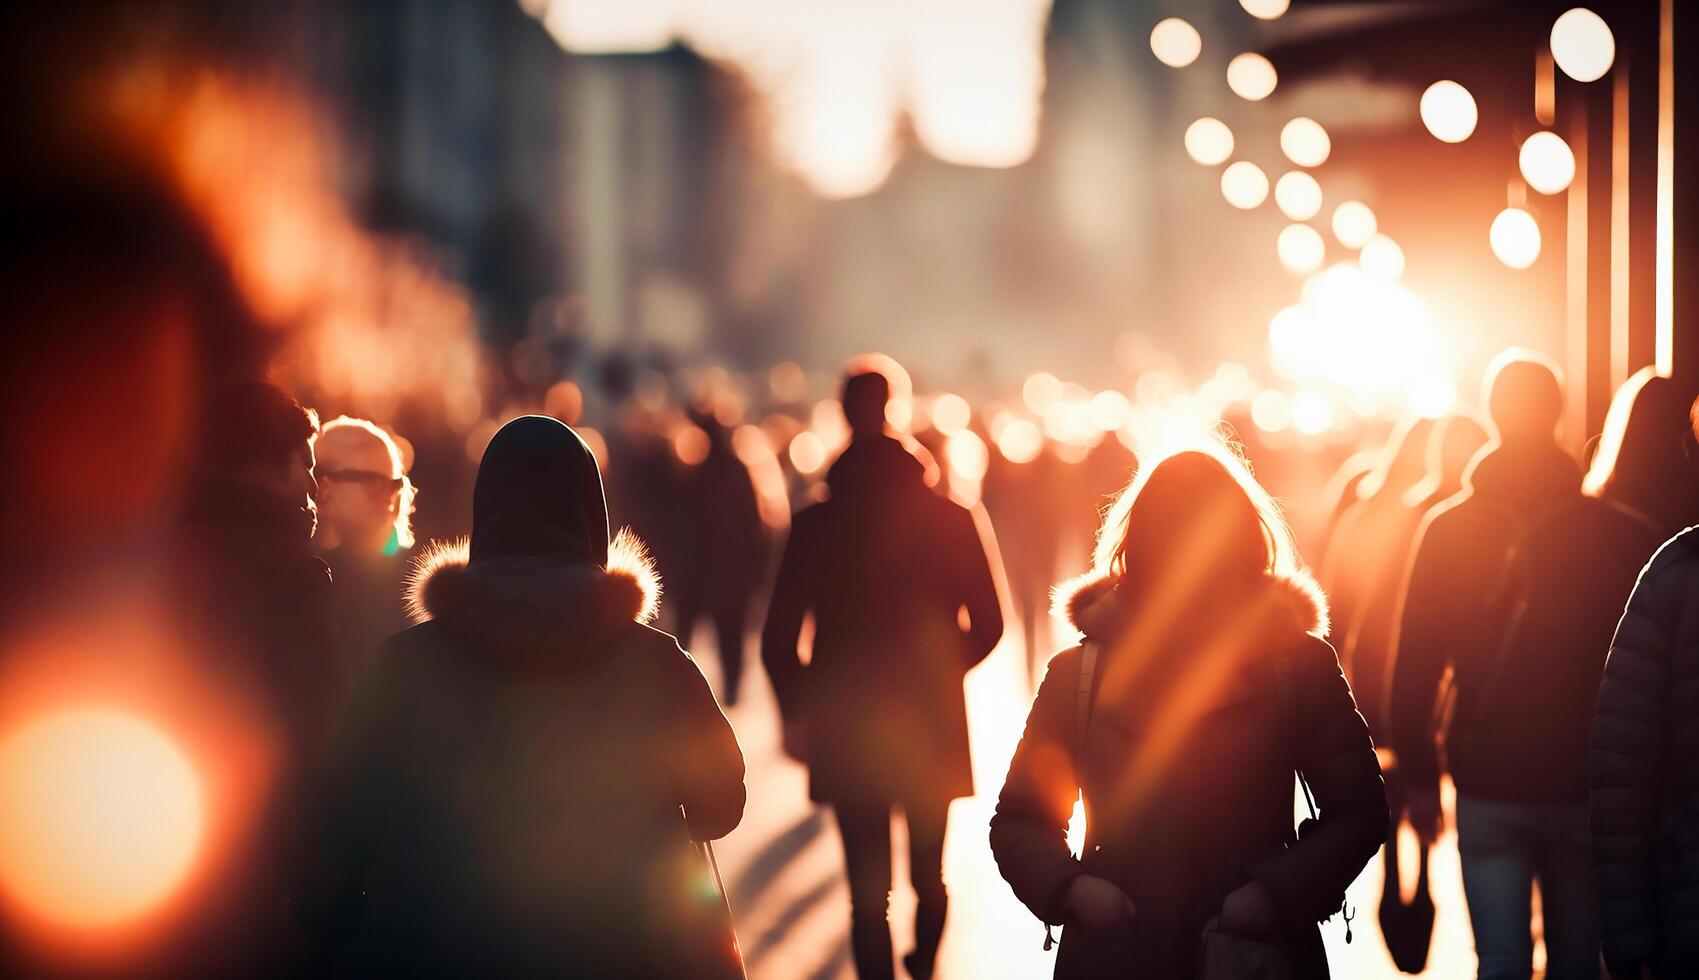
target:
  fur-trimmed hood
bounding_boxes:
[1053,566,1330,644]
[403,527,661,658]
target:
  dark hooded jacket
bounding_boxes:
[1592,526,1699,977]
[762,434,1004,805]
[304,417,746,979]
[1389,440,1657,803]
[990,571,1386,979]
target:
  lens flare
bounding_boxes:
[1550,7,1615,83]
[1277,224,1326,275]
[1519,131,1576,194]
[1490,208,1542,269]
[1184,118,1235,166]
[1226,53,1277,101]
[1280,118,1331,168]
[0,709,204,929]
[1274,171,1323,221]
[1150,18,1203,69]
[1359,234,1406,282]
[1419,81,1478,143]
[1221,161,1270,209]
[1331,201,1378,249]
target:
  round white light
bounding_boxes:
[1240,0,1291,20]
[1278,224,1327,274]
[1332,200,1378,249]
[1551,8,1615,83]
[1227,53,1278,101]
[1519,131,1576,194]
[1221,161,1270,209]
[1184,118,1235,166]
[1150,18,1203,69]
[1281,117,1332,168]
[1360,234,1406,281]
[1274,171,1323,221]
[1291,390,1334,435]
[1490,208,1542,269]
[1419,81,1478,143]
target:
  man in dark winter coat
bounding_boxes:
[1390,352,1655,979]
[166,382,343,976]
[305,416,746,978]
[763,359,1006,980]
[1591,532,1699,978]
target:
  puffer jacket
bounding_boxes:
[1592,526,1699,978]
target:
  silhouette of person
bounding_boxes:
[167,382,343,976]
[1582,367,1699,540]
[305,416,746,978]
[673,406,767,706]
[762,357,1005,980]
[991,448,1386,978]
[1322,416,1436,737]
[1590,397,1699,979]
[313,416,417,680]
[1390,352,1653,979]
[984,440,1071,689]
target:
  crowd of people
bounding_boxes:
[32,337,1699,980]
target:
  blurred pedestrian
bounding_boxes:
[305,416,746,978]
[1589,392,1699,980]
[167,381,342,976]
[991,448,1386,978]
[313,416,416,679]
[1582,367,1699,540]
[762,356,1005,980]
[674,406,767,706]
[1390,351,1655,979]
[984,441,1070,689]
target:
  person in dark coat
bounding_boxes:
[673,407,767,706]
[312,415,416,680]
[990,449,1386,979]
[1389,352,1657,979]
[762,359,1006,980]
[1591,522,1699,980]
[165,382,343,976]
[304,416,747,979]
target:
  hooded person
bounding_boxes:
[762,356,1006,980]
[303,416,747,978]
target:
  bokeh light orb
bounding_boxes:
[1274,171,1323,221]
[1277,224,1326,274]
[997,418,1044,464]
[1184,118,1235,166]
[1221,161,1270,209]
[1519,131,1576,194]
[1251,390,1292,433]
[1290,390,1334,435]
[1240,0,1291,20]
[1551,8,1615,83]
[1281,117,1332,168]
[0,709,203,929]
[1331,200,1378,249]
[1359,234,1406,282]
[1150,18,1203,69]
[930,393,971,435]
[1419,81,1478,143]
[1226,53,1278,101]
[1490,207,1542,269]
[1410,376,1458,419]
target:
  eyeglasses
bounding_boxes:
[319,469,403,492]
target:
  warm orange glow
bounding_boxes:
[1490,207,1542,269]
[931,393,972,435]
[1551,7,1615,83]
[1331,200,1378,249]
[1221,161,1269,210]
[1277,224,1326,274]
[1359,234,1406,282]
[1226,53,1277,102]
[1021,373,1062,414]
[1149,18,1203,69]
[1184,117,1235,166]
[1280,117,1331,168]
[996,419,1044,464]
[1239,0,1290,18]
[1274,171,1323,221]
[788,430,828,475]
[1519,131,1576,194]
[1420,81,1478,143]
[672,424,710,465]
[0,710,203,931]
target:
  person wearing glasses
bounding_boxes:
[314,415,418,678]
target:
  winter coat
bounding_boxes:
[675,438,767,606]
[762,434,1005,805]
[1388,441,1595,801]
[990,571,1387,979]
[320,546,410,682]
[1592,526,1699,977]
[304,417,746,979]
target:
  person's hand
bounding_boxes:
[1405,784,1442,846]
[1220,881,1278,937]
[1065,874,1138,931]
[781,721,807,764]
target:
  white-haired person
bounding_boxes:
[314,415,417,677]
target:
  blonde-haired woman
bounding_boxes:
[991,447,1386,978]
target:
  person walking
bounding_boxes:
[304,416,746,978]
[990,448,1386,978]
[762,357,1006,980]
